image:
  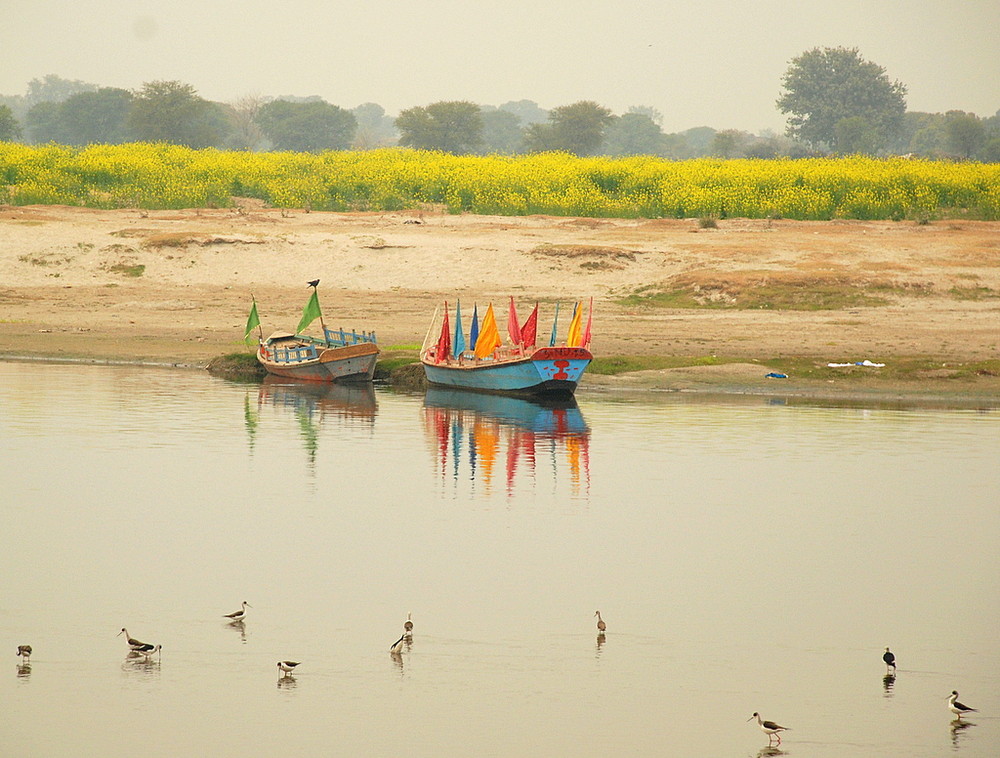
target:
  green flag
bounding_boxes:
[296,289,322,334]
[244,298,261,343]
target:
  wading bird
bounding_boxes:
[404,612,413,639]
[883,647,896,671]
[748,712,790,745]
[223,601,251,623]
[131,644,161,662]
[948,691,977,720]
[16,645,32,662]
[595,610,606,635]
[390,634,406,654]
[118,628,150,650]
[277,661,300,677]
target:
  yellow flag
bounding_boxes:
[474,303,502,359]
[566,301,583,347]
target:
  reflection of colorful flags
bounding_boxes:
[474,303,502,359]
[453,301,466,358]
[520,303,538,348]
[470,304,480,350]
[507,297,522,346]
[566,301,583,347]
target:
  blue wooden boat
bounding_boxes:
[421,299,593,397]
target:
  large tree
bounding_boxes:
[479,109,523,154]
[777,47,906,151]
[524,101,613,156]
[601,112,666,156]
[59,88,132,145]
[256,100,357,152]
[396,101,483,154]
[351,102,397,149]
[944,111,986,159]
[126,80,228,148]
[0,104,22,141]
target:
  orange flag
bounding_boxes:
[474,303,502,359]
[566,301,583,347]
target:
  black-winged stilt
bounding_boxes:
[16,645,32,662]
[403,612,413,639]
[883,647,896,671]
[277,661,300,677]
[748,712,790,744]
[130,644,162,662]
[390,633,406,654]
[118,628,150,650]
[223,601,251,623]
[948,691,977,720]
[595,610,606,635]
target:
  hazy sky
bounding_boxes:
[2,0,998,133]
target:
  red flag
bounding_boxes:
[520,303,539,348]
[435,302,451,362]
[507,297,522,346]
[582,297,593,348]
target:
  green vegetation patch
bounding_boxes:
[615,270,935,311]
[106,262,145,277]
[589,355,727,375]
[206,352,266,382]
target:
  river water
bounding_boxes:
[1,362,997,757]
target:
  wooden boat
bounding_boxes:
[421,298,593,397]
[249,284,379,384]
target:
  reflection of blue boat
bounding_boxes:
[424,388,587,436]
[259,377,377,419]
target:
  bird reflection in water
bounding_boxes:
[422,390,591,497]
[883,672,896,697]
[950,718,975,748]
[757,747,786,758]
[16,663,32,680]
[276,674,298,690]
[225,619,247,643]
[595,633,605,659]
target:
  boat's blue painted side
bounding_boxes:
[422,347,592,397]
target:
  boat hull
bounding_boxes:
[258,341,379,384]
[422,347,592,397]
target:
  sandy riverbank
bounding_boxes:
[1,204,998,405]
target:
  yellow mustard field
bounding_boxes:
[1,142,999,220]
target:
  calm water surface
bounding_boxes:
[1,362,998,757]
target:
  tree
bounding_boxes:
[602,112,665,156]
[24,101,65,143]
[498,100,548,127]
[126,80,228,148]
[833,116,879,155]
[395,101,483,154]
[524,101,613,156]
[58,88,133,145]
[0,104,22,141]
[256,100,356,152]
[479,109,523,154]
[944,111,986,159]
[777,47,906,151]
[228,94,268,150]
[709,129,751,158]
[351,103,397,149]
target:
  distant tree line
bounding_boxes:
[2,49,999,161]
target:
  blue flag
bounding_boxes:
[453,301,466,358]
[549,302,561,347]
[469,303,480,350]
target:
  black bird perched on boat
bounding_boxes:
[307,279,320,288]
[883,647,896,671]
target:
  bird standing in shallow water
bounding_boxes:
[883,647,896,671]
[277,661,300,677]
[948,691,977,720]
[223,601,251,623]
[17,645,32,662]
[748,712,790,745]
[390,634,406,654]
[403,612,413,639]
[118,628,150,650]
[595,610,606,635]
[131,644,161,662]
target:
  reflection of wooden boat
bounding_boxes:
[252,285,379,383]
[259,377,378,419]
[424,388,587,436]
[421,299,592,397]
